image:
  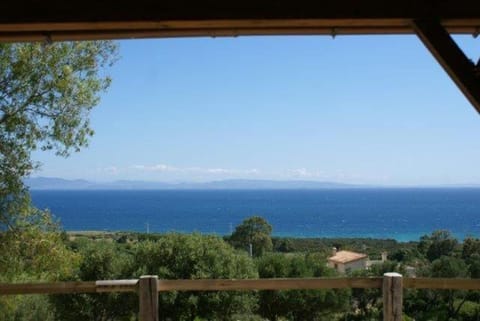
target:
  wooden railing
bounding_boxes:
[2,274,480,321]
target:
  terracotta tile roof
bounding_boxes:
[328,250,368,264]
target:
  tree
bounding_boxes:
[0,41,118,230]
[468,254,480,278]
[256,253,348,321]
[51,240,135,321]
[405,256,469,321]
[0,41,118,320]
[256,254,291,321]
[345,261,405,321]
[462,237,480,260]
[230,216,273,257]
[130,233,258,321]
[418,230,458,262]
[0,219,80,321]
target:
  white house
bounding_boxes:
[366,251,388,268]
[327,248,368,274]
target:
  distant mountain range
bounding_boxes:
[24,177,360,190]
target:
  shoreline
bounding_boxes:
[66,230,421,243]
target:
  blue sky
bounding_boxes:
[32,35,480,185]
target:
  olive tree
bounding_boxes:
[256,253,348,321]
[0,41,118,230]
[131,233,258,321]
[230,216,273,257]
[0,41,117,320]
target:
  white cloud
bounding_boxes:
[287,168,376,184]
[98,166,120,175]
[289,168,324,178]
[131,164,177,172]
[203,168,259,175]
[206,168,230,174]
[131,163,260,176]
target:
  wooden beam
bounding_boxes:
[412,19,480,114]
[157,277,383,291]
[0,281,97,295]
[404,277,480,290]
[0,1,480,41]
[4,277,480,297]
[96,280,138,293]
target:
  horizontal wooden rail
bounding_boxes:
[157,277,382,291]
[0,280,137,295]
[0,281,97,295]
[2,277,480,296]
[404,278,480,290]
[5,275,480,321]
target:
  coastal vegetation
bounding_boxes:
[2,215,480,320]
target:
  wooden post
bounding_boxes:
[138,275,159,321]
[383,272,403,321]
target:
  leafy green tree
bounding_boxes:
[131,233,258,321]
[468,254,480,278]
[462,237,480,260]
[418,230,458,262]
[274,238,295,253]
[345,261,404,321]
[389,248,421,264]
[230,216,273,257]
[51,240,135,321]
[256,253,348,321]
[0,41,118,320]
[430,256,468,278]
[256,254,290,321]
[405,256,469,321]
[0,41,117,231]
[0,220,80,321]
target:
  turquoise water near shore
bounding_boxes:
[30,188,480,241]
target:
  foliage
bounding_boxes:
[467,254,480,278]
[430,256,468,278]
[230,216,273,257]
[0,41,117,232]
[457,300,480,321]
[271,236,410,259]
[6,223,480,321]
[344,261,404,321]
[0,295,54,321]
[256,253,348,321]
[51,240,135,321]
[0,41,117,157]
[418,230,459,262]
[0,215,80,321]
[131,233,258,321]
[388,247,422,264]
[462,237,480,260]
[0,40,118,321]
[0,222,79,280]
[405,255,470,321]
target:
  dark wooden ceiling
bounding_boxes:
[2,0,480,42]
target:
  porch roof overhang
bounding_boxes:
[1,0,480,42]
[2,0,480,114]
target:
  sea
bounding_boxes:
[30,188,480,242]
